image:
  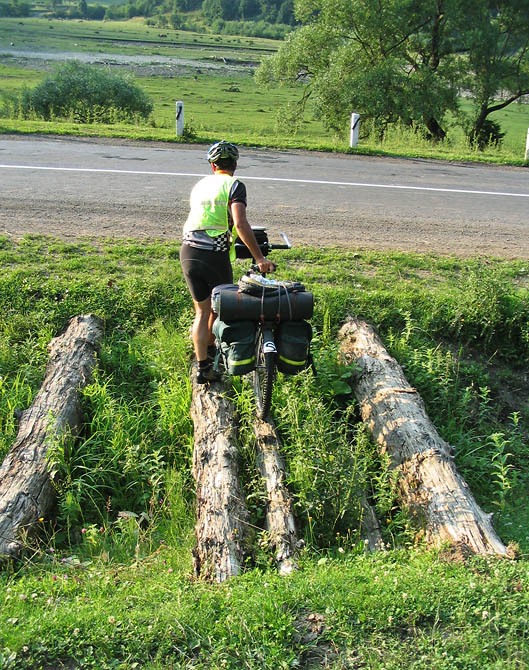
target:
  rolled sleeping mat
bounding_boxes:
[212,283,313,322]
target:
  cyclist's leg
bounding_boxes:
[180,245,233,378]
[192,296,213,363]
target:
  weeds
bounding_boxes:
[1,237,529,668]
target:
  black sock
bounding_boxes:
[198,359,211,370]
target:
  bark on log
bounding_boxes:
[254,416,299,575]
[190,369,250,582]
[359,494,385,552]
[338,317,509,557]
[0,314,104,559]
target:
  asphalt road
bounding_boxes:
[1,134,528,257]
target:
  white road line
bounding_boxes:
[1,163,528,198]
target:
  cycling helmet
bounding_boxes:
[207,140,239,164]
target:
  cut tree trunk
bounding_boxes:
[0,314,104,559]
[359,494,385,552]
[338,317,509,557]
[190,369,250,582]
[254,416,299,575]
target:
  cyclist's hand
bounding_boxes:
[257,258,277,273]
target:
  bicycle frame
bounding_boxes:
[216,228,293,419]
[248,231,291,419]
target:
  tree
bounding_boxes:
[257,0,460,140]
[201,0,221,19]
[202,0,237,20]
[78,0,87,16]
[239,0,260,19]
[169,10,183,27]
[256,0,529,145]
[277,0,295,24]
[458,0,529,148]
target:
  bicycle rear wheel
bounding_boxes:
[252,328,275,419]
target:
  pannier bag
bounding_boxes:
[211,283,313,323]
[275,320,312,375]
[234,228,270,259]
[212,318,256,376]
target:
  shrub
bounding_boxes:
[15,61,153,123]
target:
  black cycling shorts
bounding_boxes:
[180,243,233,303]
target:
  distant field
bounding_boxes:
[1,17,529,162]
[0,17,277,61]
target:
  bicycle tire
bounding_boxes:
[252,328,275,419]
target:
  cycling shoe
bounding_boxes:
[196,364,222,385]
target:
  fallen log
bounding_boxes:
[0,314,104,559]
[338,317,509,557]
[359,494,385,552]
[254,416,299,575]
[190,369,250,582]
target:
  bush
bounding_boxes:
[15,61,153,123]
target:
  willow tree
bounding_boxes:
[256,0,461,140]
[461,0,529,148]
[257,0,529,146]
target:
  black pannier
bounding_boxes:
[211,283,313,322]
[275,320,312,375]
[212,318,256,376]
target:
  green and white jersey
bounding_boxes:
[183,173,247,256]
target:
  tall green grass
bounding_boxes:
[1,236,527,548]
[1,236,528,668]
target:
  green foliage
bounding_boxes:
[257,0,529,143]
[0,0,30,16]
[10,61,153,123]
[429,265,529,358]
[470,119,506,150]
[1,238,529,668]
[2,548,529,668]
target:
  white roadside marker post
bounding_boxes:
[176,101,184,137]
[350,113,361,148]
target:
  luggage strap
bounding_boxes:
[238,273,300,323]
[256,282,294,323]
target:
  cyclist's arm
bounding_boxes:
[231,202,276,273]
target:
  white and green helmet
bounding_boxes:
[207,140,239,164]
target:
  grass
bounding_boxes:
[2,549,529,669]
[0,17,278,59]
[0,236,528,667]
[1,17,529,163]
[1,16,529,667]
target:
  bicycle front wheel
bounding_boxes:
[252,329,275,419]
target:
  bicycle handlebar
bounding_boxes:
[274,232,292,250]
[249,232,291,274]
[268,244,290,250]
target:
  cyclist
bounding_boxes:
[180,140,276,384]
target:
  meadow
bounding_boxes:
[1,17,529,162]
[1,16,529,669]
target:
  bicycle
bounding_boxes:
[233,228,313,419]
[212,227,313,418]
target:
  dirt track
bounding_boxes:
[2,134,529,258]
[4,196,529,259]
